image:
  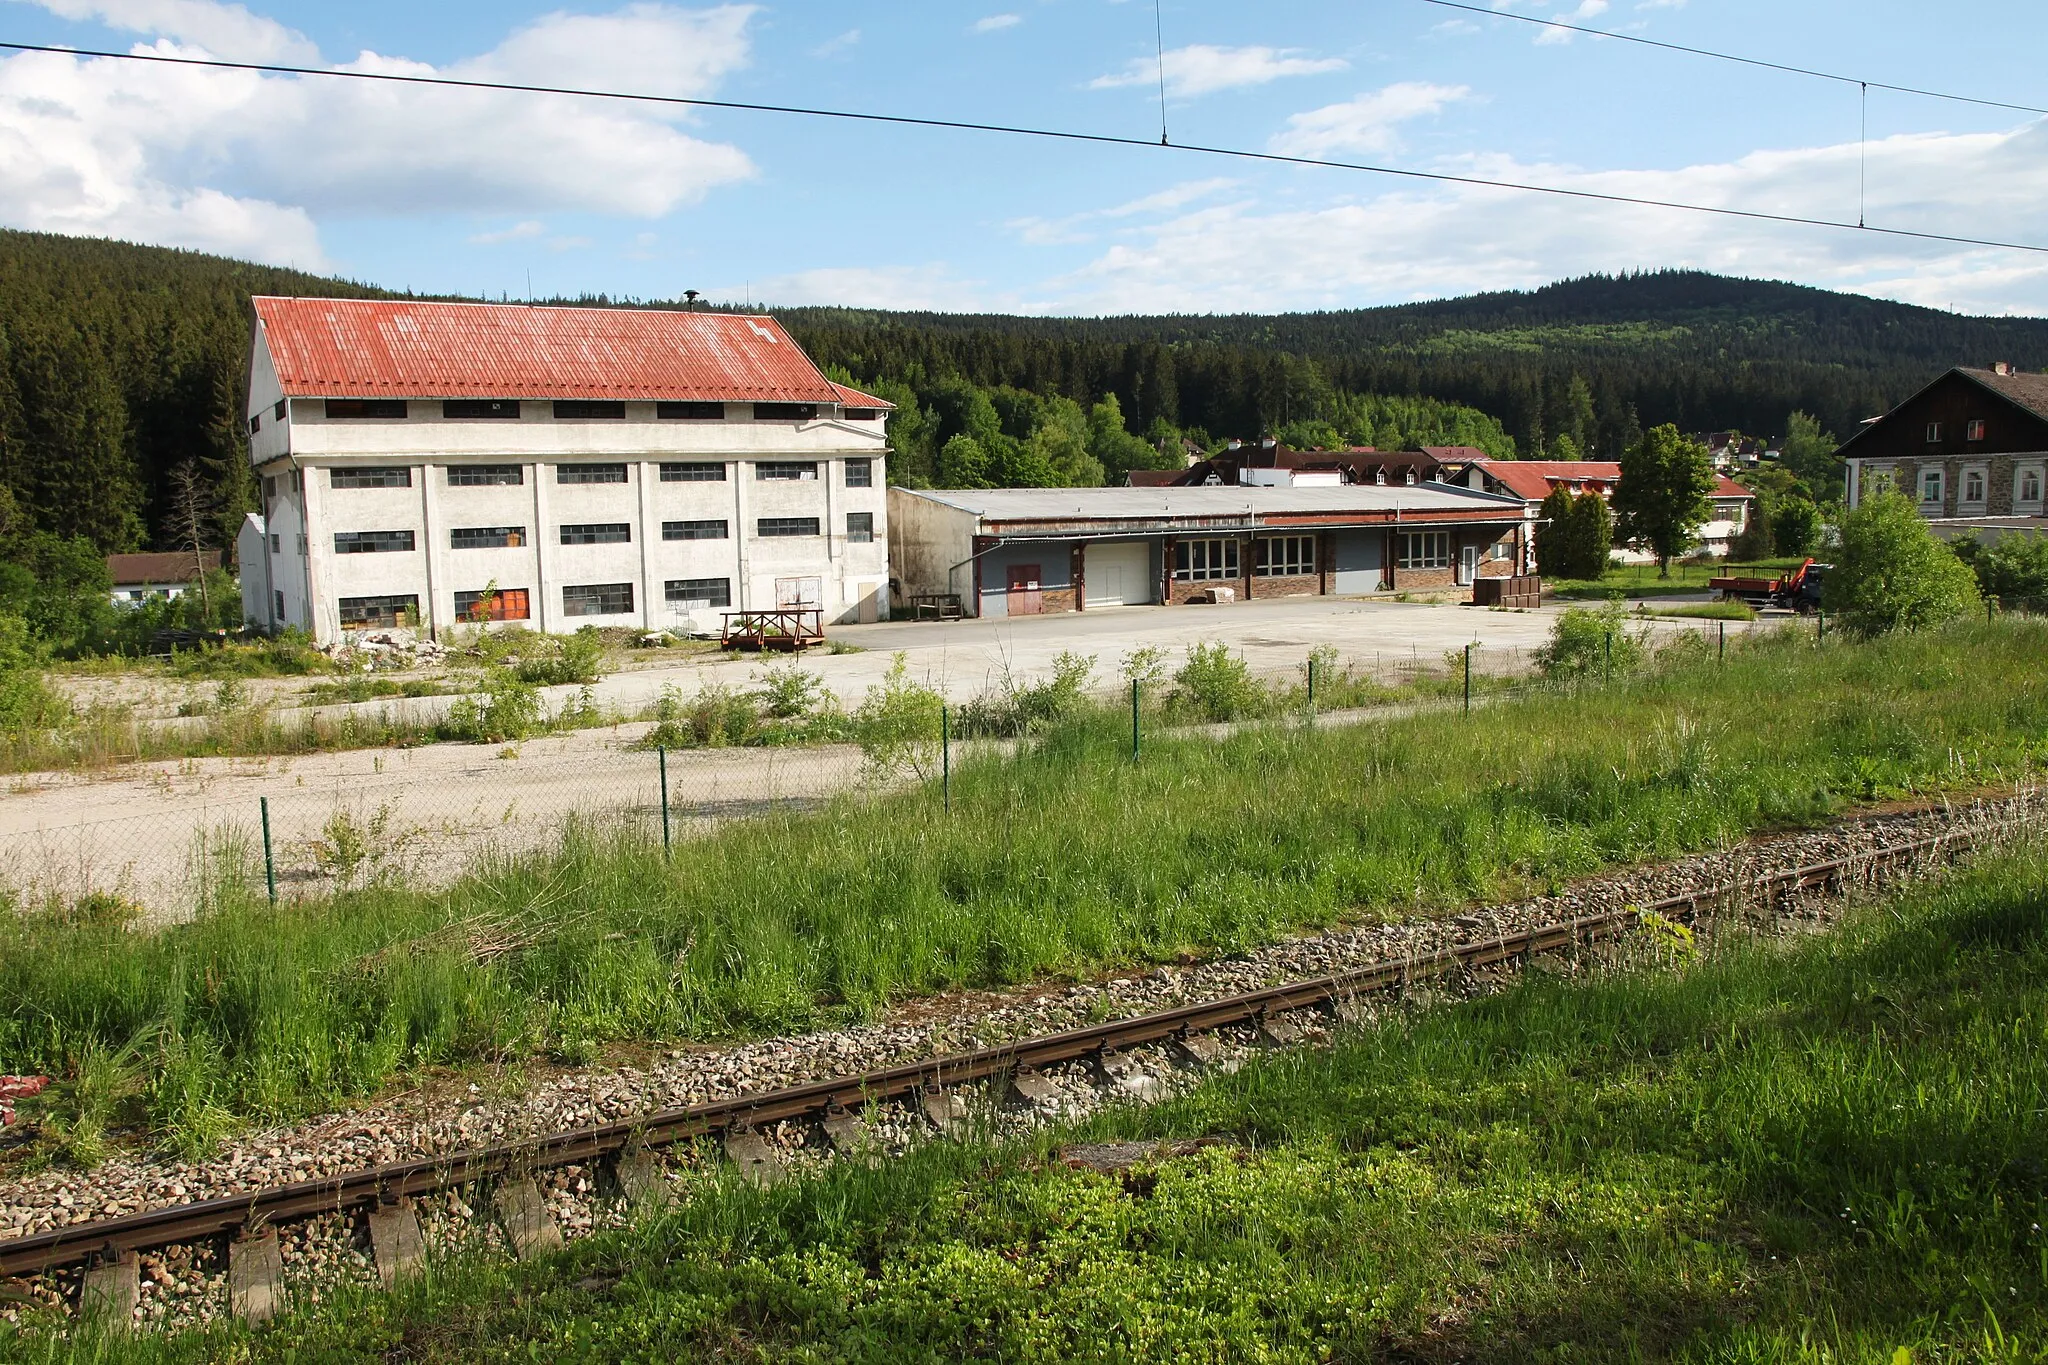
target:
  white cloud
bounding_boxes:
[0,2,759,267]
[1534,0,1611,44]
[468,220,546,245]
[1008,177,1239,245]
[1270,83,1470,158]
[972,13,1020,33]
[1091,44,1347,99]
[811,27,859,57]
[21,0,317,61]
[1033,121,2048,317]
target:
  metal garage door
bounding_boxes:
[1084,540,1153,607]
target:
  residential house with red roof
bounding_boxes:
[245,298,892,642]
[1441,458,1756,566]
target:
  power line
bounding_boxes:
[2,36,2045,257]
[1419,0,2048,118]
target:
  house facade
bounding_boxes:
[1840,366,2048,532]
[889,483,1529,618]
[245,298,892,643]
[107,551,222,604]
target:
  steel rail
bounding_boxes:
[0,824,1976,1278]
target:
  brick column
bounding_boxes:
[1071,542,1087,611]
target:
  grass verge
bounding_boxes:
[1548,557,1808,600]
[28,841,2048,1362]
[5,621,2048,1152]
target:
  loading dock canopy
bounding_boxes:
[905,481,1526,535]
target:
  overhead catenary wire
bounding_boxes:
[1419,0,2048,119]
[2,37,2046,257]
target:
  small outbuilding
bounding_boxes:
[889,483,1529,619]
[107,550,222,604]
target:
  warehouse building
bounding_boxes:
[888,483,1529,618]
[245,297,891,643]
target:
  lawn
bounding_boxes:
[1548,556,1809,600]
[53,838,2048,1362]
[6,621,2048,1153]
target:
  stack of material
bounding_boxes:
[1472,575,1541,608]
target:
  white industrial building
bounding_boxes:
[244,297,892,642]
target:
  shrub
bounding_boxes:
[1957,531,2048,604]
[755,664,828,720]
[1772,496,1823,558]
[688,682,760,746]
[1826,491,1980,636]
[1172,642,1268,721]
[441,671,543,743]
[852,652,943,780]
[0,612,67,735]
[1119,644,1169,688]
[1536,600,1647,679]
[513,626,610,686]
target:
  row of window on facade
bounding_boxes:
[298,460,871,491]
[1164,532,1488,582]
[332,577,745,628]
[252,399,877,434]
[1871,465,2044,505]
[1925,420,1990,444]
[328,514,872,555]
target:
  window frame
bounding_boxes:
[665,577,732,609]
[2018,466,2045,505]
[844,458,874,488]
[660,462,727,482]
[442,399,522,420]
[552,400,627,420]
[559,522,632,546]
[329,466,413,490]
[333,529,417,555]
[450,526,526,550]
[662,519,730,541]
[1397,531,1451,571]
[756,461,819,482]
[757,516,822,538]
[657,401,725,420]
[1918,468,1945,505]
[1962,467,1988,505]
[561,582,634,617]
[555,463,629,485]
[454,587,531,622]
[1925,421,1944,444]
[846,512,875,544]
[448,464,525,487]
[1254,534,1315,578]
[337,593,419,628]
[1173,538,1241,582]
[751,402,817,422]
[1967,418,1987,441]
[324,399,408,420]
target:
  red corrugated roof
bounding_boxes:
[252,298,848,404]
[1470,459,1751,502]
[829,380,895,410]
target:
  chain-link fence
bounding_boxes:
[0,614,1779,926]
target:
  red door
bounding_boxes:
[1007,564,1043,615]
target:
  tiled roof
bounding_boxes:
[109,551,221,585]
[1470,458,1751,502]
[1961,367,2048,420]
[252,298,847,404]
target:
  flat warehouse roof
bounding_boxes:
[901,482,1524,525]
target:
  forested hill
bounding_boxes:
[0,224,2043,561]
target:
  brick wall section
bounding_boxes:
[1881,454,2046,516]
[1249,572,1320,598]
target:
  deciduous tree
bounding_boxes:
[1614,424,1717,576]
[1825,491,1979,635]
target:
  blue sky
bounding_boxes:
[1,0,2045,315]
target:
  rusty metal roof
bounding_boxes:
[252,298,847,404]
[1470,459,1752,503]
[829,380,895,410]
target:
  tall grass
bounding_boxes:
[51,836,2048,1361]
[5,621,2048,1148]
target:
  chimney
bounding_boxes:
[1994,361,2014,376]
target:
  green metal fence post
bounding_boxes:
[658,746,672,858]
[1989,596,1996,623]
[260,796,276,906]
[1306,654,1316,719]
[1131,680,1141,761]
[1603,631,1612,681]
[941,705,951,813]
[1463,643,1472,714]
[1817,609,1826,643]
[1718,621,1726,662]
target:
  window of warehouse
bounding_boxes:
[560,523,631,545]
[758,517,821,537]
[553,401,626,420]
[330,467,412,489]
[757,461,819,481]
[449,465,524,487]
[658,402,725,420]
[661,462,726,482]
[844,458,874,488]
[338,594,418,628]
[1174,538,1239,581]
[454,587,530,621]
[1255,535,1314,577]
[563,583,633,616]
[663,519,728,541]
[451,526,525,549]
[753,403,817,421]
[443,399,521,419]
[846,512,875,543]
[1398,532,1450,570]
[334,530,416,554]
[556,463,628,485]
[666,577,732,608]
[325,399,407,419]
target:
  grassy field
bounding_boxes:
[5,622,2048,1155]
[40,840,2048,1362]
[1548,556,1809,600]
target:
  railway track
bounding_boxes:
[0,821,1990,1324]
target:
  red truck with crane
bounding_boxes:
[1708,558,1829,612]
